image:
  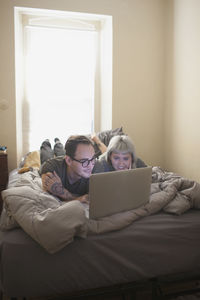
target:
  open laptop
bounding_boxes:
[89,167,152,219]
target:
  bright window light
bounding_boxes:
[25,25,96,150]
[15,7,112,159]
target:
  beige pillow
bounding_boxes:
[18,150,40,174]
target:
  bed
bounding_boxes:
[1,209,200,300]
[1,130,200,300]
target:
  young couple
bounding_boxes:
[40,134,146,203]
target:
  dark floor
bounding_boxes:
[3,292,200,300]
[3,280,200,300]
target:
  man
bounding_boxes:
[40,135,96,203]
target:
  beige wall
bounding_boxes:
[112,0,165,167]
[0,0,199,182]
[0,0,165,171]
[164,0,200,181]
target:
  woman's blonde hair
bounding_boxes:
[105,135,137,168]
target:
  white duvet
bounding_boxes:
[1,167,200,254]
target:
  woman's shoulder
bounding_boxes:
[136,157,147,168]
[93,156,113,173]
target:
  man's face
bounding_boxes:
[66,144,95,179]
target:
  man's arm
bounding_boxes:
[42,171,89,203]
[42,171,74,200]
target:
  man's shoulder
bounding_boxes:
[40,156,65,174]
[43,156,65,166]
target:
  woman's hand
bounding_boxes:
[91,133,107,154]
[91,133,100,144]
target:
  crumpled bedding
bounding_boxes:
[1,167,200,254]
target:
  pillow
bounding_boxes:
[18,150,41,174]
[97,127,124,146]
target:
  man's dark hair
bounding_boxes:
[65,135,94,158]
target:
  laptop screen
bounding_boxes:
[89,167,152,219]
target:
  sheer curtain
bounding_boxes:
[24,25,97,151]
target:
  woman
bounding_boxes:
[92,134,147,173]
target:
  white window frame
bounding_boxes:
[14,7,112,161]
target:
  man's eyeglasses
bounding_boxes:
[71,156,96,168]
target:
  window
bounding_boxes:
[15,7,112,158]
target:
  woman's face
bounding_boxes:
[110,152,132,171]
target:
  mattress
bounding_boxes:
[0,209,200,298]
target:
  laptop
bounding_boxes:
[89,167,152,219]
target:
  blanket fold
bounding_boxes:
[1,167,200,254]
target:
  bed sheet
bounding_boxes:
[0,209,200,298]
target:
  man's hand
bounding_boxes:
[76,194,89,204]
[42,172,89,203]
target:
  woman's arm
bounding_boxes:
[91,133,107,154]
